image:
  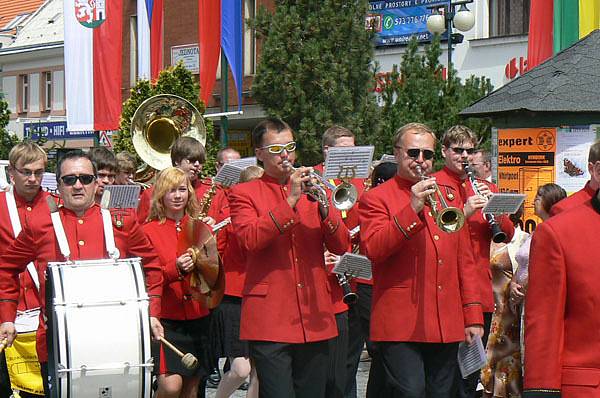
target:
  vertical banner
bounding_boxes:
[496,128,556,232]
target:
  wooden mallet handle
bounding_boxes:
[158,336,198,370]
[0,338,8,354]
[159,336,185,357]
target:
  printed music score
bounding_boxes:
[483,193,526,215]
[228,156,257,169]
[324,146,375,179]
[379,154,397,163]
[333,253,373,280]
[104,185,142,209]
[457,335,486,378]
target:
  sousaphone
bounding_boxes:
[131,94,207,180]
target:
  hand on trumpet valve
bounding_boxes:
[410,177,437,214]
[286,165,313,208]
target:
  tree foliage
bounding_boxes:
[0,96,18,159]
[251,0,380,165]
[114,63,218,176]
[371,35,494,167]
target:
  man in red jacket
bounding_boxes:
[228,118,350,398]
[0,151,163,396]
[524,189,600,398]
[549,139,600,216]
[433,125,514,398]
[359,122,483,398]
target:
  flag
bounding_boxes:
[199,0,244,110]
[137,0,164,80]
[528,0,600,70]
[64,0,123,131]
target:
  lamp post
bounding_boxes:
[426,0,475,80]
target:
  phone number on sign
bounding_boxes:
[385,14,427,28]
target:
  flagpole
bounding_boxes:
[220,49,229,147]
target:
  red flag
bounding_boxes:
[527,0,554,70]
[150,0,164,79]
[199,0,221,105]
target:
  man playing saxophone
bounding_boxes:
[228,118,350,398]
[359,122,483,398]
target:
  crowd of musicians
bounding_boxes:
[0,118,598,398]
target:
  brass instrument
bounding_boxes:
[282,161,358,210]
[463,162,507,243]
[131,94,207,182]
[415,165,465,233]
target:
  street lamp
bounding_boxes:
[426,0,475,79]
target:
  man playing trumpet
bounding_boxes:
[359,122,483,398]
[228,118,350,398]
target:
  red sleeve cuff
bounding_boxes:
[462,303,484,327]
[392,204,424,239]
[0,301,17,324]
[268,201,299,234]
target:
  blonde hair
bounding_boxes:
[9,142,47,168]
[148,167,199,223]
[239,165,264,183]
[392,122,436,147]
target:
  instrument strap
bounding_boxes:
[101,208,120,259]
[6,186,40,291]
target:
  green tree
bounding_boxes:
[251,0,380,165]
[114,63,218,176]
[0,96,19,159]
[374,35,493,167]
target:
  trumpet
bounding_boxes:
[282,161,358,210]
[463,162,507,243]
[415,165,465,233]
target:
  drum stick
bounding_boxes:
[0,338,7,354]
[158,336,198,370]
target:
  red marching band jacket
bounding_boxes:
[359,175,483,343]
[433,167,514,313]
[549,180,595,217]
[228,174,351,343]
[0,204,163,363]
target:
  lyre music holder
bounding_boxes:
[323,146,374,180]
[333,253,373,280]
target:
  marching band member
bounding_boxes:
[137,136,214,224]
[143,167,210,398]
[359,122,483,398]
[228,118,350,397]
[549,139,600,216]
[212,165,263,398]
[88,146,117,204]
[523,188,600,398]
[115,151,138,185]
[433,125,514,398]
[472,149,493,183]
[0,143,49,397]
[0,151,164,396]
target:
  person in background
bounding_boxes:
[472,149,492,182]
[115,151,138,185]
[359,122,483,398]
[88,147,117,204]
[212,165,263,398]
[216,147,242,170]
[523,183,594,398]
[143,167,210,398]
[549,139,600,216]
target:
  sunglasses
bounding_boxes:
[450,147,476,155]
[60,174,96,186]
[396,146,435,160]
[260,141,297,154]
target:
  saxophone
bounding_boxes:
[198,179,218,218]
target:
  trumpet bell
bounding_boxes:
[131,94,207,171]
[332,183,358,211]
[436,207,465,233]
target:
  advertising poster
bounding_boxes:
[555,125,599,194]
[495,128,556,232]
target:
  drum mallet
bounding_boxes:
[0,338,7,354]
[158,336,198,370]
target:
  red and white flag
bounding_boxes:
[64,0,123,131]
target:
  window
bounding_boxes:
[19,74,29,113]
[43,71,52,111]
[489,0,530,37]
[244,0,256,76]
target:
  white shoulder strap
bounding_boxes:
[6,187,40,290]
[101,190,119,260]
[48,196,71,261]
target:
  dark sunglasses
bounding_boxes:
[450,147,476,155]
[396,146,435,160]
[60,174,96,186]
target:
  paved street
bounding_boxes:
[205,358,371,397]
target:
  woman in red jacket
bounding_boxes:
[143,167,210,398]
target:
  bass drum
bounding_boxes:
[46,258,153,398]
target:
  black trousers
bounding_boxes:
[455,312,493,398]
[249,339,330,398]
[326,311,349,398]
[373,341,459,398]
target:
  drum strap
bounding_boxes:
[6,186,40,291]
[49,204,119,261]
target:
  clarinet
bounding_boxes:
[463,162,507,244]
[336,273,358,305]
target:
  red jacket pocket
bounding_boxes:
[243,282,269,297]
[562,367,600,387]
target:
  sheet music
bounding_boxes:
[104,185,141,209]
[214,164,244,187]
[229,156,257,169]
[332,253,372,280]
[324,146,374,179]
[379,154,397,163]
[457,335,486,378]
[483,193,526,215]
